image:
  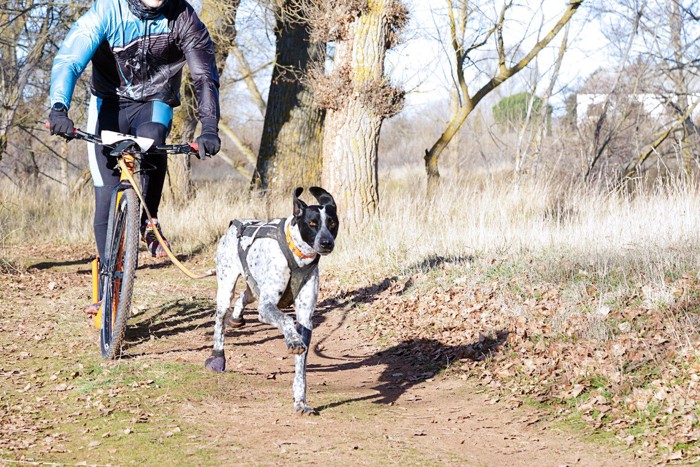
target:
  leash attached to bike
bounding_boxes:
[116,157,215,280]
[53,125,216,280]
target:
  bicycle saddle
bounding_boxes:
[101,130,154,151]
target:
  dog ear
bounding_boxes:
[309,187,336,209]
[293,187,307,217]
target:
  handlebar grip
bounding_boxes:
[47,123,78,139]
[189,142,199,152]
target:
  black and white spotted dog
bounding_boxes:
[205,187,339,415]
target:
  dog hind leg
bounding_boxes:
[205,272,239,372]
[225,286,254,328]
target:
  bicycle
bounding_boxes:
[56,128,203,359]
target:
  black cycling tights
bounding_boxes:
[88,98,172,259]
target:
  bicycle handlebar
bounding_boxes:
[46,123,207,158]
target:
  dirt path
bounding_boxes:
[0,246,638,465]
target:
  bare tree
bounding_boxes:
[423,0,583,196]
[529,22,569,177]
[252,0,326,191]
[307,0,407,228]
[0,1,69,161]
[581,2,645,180]
[635,0,700,176]
[579,0,700,181]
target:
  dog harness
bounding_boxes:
[231,219,319,308]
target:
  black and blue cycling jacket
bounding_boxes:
[50,0,220,125]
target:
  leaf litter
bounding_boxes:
[352,266,700,461]
[1,244,686,463]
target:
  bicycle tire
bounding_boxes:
[100,188,139,359]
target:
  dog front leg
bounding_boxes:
[293,324,315,415]
[293,272,319,415]
[258,298,305,355]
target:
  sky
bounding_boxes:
[386,0,609,115]
[226,0,610,123]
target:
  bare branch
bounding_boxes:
[424,0,584,188]
[230,41,268,116]
[622,97,700,179]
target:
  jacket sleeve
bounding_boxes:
[49,2,107,109]
[177,4,221,130]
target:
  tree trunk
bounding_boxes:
[323,74,383,226]
[166,76,197,205]
[253,1,325,192]
[424,103,471,197]
[321,0,400,228]
[166,0,239,204]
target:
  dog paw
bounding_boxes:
[294,403,318,416]
[204,355,226,372]
[286,339,307,355]
[225,315,245,328]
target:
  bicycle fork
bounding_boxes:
[90,153,137,330]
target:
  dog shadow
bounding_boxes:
[123,297,294,357]
[312,333,509,412]
[308,254,484,412]
[123,298,213,352]
[317,254,475,313]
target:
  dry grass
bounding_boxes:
[331,166,700,281]
[3,165,700,283]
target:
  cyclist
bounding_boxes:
[48,0,221,277]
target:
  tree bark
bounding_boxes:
[321,0,401,228]
[253,0,326,192]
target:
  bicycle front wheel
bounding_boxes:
[100,188,139,359]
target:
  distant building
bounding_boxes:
[576,93,700,124]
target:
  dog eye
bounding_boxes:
[329,221,337,229]
[309,221,318,228]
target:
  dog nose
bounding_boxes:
[320,238,333,249]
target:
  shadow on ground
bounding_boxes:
[27,256,94,271]
[311,332,509,412]
[118,253,499,412]
[122,298,213,357]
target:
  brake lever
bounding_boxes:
[189,142,211,159]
